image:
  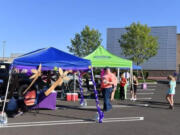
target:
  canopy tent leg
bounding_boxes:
[90,68,104,123]
[78,71,85,106]
[130,66,134,91]
[73,73,76,102]
[124,68,130,100]
[1,65,13,125]
[140,69,147,89]
[117,68,120,82]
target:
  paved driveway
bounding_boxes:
[1,83,180,135]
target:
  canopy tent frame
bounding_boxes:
[1,47,104,125]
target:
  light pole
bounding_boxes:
[2,41,6,62]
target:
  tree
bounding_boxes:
[67,25,102,57]
[119,22,158,66]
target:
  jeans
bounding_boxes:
[102,87,113,111]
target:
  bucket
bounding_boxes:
[71,93,78,101]
[66,93,72,101]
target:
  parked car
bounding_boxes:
[0,63,31,98]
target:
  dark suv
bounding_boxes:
[0,63,31,98]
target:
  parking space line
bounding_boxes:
[127,98,152,100]
[137,89,156,91]
[127,92,154,95]
[1,117,144,128]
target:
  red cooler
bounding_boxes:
[71,93,78,101]
[66,93,72,101]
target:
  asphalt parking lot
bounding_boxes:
[1,83,180,135]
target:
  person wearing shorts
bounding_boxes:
[166,75,176,109]
[130,75,138,101]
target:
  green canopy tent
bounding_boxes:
[84,46,133,79]
[84,45,133,100]
[84,45,132,68]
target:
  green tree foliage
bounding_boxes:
[67,25,102,57]
[119,22,158,65]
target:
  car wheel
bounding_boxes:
[17,84,29,98]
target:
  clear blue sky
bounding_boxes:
[0,0,179,57]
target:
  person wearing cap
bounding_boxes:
[101,68,114,111]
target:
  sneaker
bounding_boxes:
[133,98,137,101]
[13,111,23,118]
[130,98,134,101]
[169,105,174,110]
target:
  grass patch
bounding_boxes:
[138,79,156,83]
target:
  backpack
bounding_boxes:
[6,97,18,112]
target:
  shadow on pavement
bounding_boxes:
[56,104,97,112]
[28,111,95,122]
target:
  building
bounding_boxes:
[107,26,180,76]
[0,53,23,63]
[177,34,180,73]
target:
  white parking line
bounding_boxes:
[1,117,144,128]
[137,89,156,91]
[127,97,152,100]
[112,104,149,107]
[127,92,154,95]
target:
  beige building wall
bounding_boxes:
[0,57,13,63]
[177,34,180,73]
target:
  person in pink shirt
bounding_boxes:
[101,68,114,111]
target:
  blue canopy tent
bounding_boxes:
[120,64,142,70]
[13,47,91,70]
[2,47,104,124]
[133,65,142,70]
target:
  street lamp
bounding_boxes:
[2,41,6,63]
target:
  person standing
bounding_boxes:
[123,71,130,99]
[111,71,118,101]
[166,75,176,109]
[101,68,114,111]
[130,75,138,101]
[120,74,127,100]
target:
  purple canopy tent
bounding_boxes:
[1,47,104,125]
